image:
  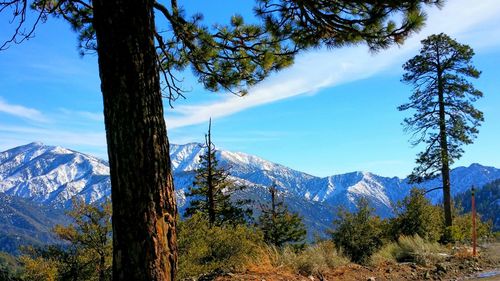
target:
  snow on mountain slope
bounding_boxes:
[1,142,500,219]
[0,142,110,206]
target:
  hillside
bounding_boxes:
[0,193,67,254]
[455,179,500,231]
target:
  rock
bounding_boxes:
[436,263,447,273]
[367,277,376,281]
[308,276,315,281]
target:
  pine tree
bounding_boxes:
[399,33,484,230]
[2,1,443,279]
[330,198,384,264]
[391,187,443,241]
[185,120,251,226]
[258,184,306,248]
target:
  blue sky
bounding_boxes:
[0,0,499,178]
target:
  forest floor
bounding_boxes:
[216,243,500,281]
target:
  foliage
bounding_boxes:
[185,121,251,226]
[371,235,447,266]
[19,199,112,281]
[19,252,59,281]
[450,213,492,243]
[258,185,306,248]
[2,0,441,95]
[391,187,443,241]
[177,214,263,279]
[330,198,384,264]
[0,252,23,281]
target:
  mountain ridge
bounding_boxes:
[1,142,500,252]
[2,142,500,211]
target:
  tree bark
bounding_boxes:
[437,58,453,228]
[91,0,177,280]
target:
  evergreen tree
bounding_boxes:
[258,184,306,248]
[185,120,251,226]
[391,187,443,242]
[2,1,442,279]
[330,198,384,264]
[399,33,484,230]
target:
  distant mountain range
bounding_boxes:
[1,142,500,252]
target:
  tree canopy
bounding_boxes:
[399,33,483,228]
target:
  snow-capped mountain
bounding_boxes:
[0,142,110,207]
[2,142,500,225]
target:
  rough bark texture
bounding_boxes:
[438,89,453,228]
[91,0,177,280]
[437,61,453,228]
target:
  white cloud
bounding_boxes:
[166,0,500,129]
[0,97,49,123]
[59,108,104,122]
[0,124,106,148]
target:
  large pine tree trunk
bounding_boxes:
[91,0,177,280]
[437,67,453,229]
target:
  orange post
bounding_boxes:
[471,186,477,256]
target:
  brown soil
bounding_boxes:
[216,243,500,281]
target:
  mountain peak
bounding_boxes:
[27,141,45,147]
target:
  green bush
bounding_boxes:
[371,235,447,266]
[177,214,264,279]
[450,213,492,243]
[330,198,384,264]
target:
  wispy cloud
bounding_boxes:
[0,97,49,123]
[0,124,105,147]
[59,108,104,122]
[166,0,500,129]
[0,124,107,158]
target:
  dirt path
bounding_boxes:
[466,243,500,281]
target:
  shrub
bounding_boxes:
[371,235,447,266]
[177,214,264,279]
[450,213,492,243]
[330,198,384,264]
[370,243,400,265]
[19,254,58,281]
[260,241,349,276]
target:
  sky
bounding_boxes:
[0,0,499,178]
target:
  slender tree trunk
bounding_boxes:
[270,186,278,247]
[99,252,105,281]
[437,64,453,228]
[206,119,216,225]
[91,0,177,280]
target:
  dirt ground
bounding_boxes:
[216,243,500,281]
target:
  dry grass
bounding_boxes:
[371,235,448,266]
[252,241,350,276]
